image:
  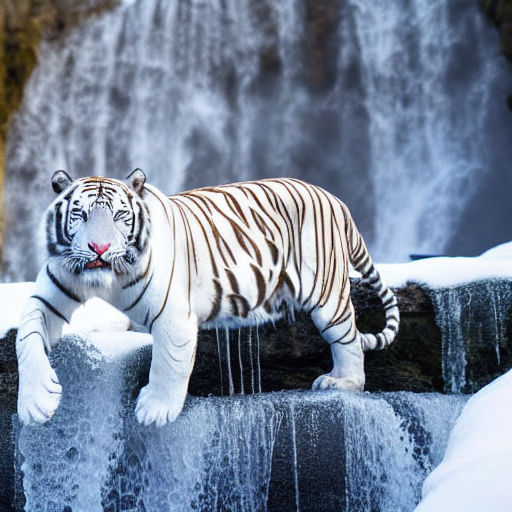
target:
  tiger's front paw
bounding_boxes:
[135,385,185,427]
[18,366,62,425]
[312,373,364,391]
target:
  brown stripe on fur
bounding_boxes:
[251,264,267,308]
[206,280,223,322]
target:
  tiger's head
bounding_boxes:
[46,169,150,287]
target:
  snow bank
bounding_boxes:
[0,282,35,337]
[415,369,512,512]
[371,241,512,289]
[62,297,131,336]
[0,284,150,358]
[62,298,152,360]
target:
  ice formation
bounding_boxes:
[415,369,512,512]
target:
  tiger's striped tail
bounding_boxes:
[348,217,400,352]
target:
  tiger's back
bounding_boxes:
[168,179,397,349]
[168,179,348,326]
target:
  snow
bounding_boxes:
[414,369,512,512]
[375,256,512,289]
[0,282,35,337]
[479,241,512,260]
[62,297,131,335]
[361,241,512,289]
[0,285,151,358]
[63,298,152,359]
[84,331,152,360]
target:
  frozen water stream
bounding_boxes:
[430,279,512,393]
[16,335,466,512]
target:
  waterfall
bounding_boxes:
[16,335,466,512]
[3,0,512,280]
[430,279,512,393]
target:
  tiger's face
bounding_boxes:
[47,169,150,286]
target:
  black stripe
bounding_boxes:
[206,280,223,322]
[382,294,394,308]
[228,294,250,318]
[278,271,296,298]
[124,272,154,311]
[267,239,280,265]
[135,206,145,251]
[54,203,68,246]
[18,330,45,344]
[148,188,177,331]
[331,333,357,345]
[368,275,380,285]
[31,295,69,323]
[225,268,240,294]
[229,296,240,316]
[388,323,399,333]
[122,252,152,289]
[46,266,81,302]
[251,264,266,308]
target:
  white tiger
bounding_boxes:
[16,170,399,427]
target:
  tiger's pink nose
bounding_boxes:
[88,242,111,255]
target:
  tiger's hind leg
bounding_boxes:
[310,301,365,391]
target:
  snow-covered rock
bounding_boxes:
[365,242,512,289]
[0,283,132,338]
[0,282,35,337]
[415,369,512,512]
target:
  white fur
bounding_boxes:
[17,178,397,427]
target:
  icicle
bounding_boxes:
[248,327,255,394]
[489,282,501,365]
[289,402,300,512]
[215,325,224,396]
[431,288,467,393]
[256,324,262,393]
[225,327,235,396]
[238,328,245,395]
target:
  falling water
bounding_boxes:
[256,325,262,393]
[430,279,512,393]
[15,335,467,512]
[248,327,256,394]
[225,328,235,396]
[289,402,300,512]
[215,327,224,397]
[431,286,468,393]
[238,329,245,395]
[3,0,512,279]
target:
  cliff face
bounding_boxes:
[0,0,117,251]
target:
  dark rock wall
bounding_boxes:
[0,329,16,511]
[189,283,444,397]
[481,0,512,108]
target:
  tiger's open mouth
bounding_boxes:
[86,259,111,269]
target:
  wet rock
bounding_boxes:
[190,281,443,396]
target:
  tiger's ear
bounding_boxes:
[51,170,74,194]
[126,168,146,196]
